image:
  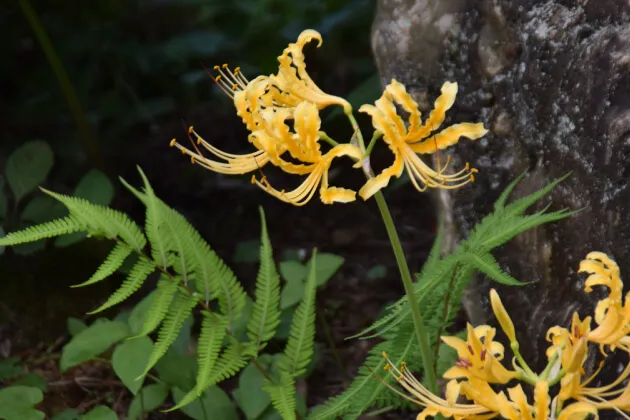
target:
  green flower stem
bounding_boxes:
[318,131,340,147]
[344,108,438,393]
[18,0,102,168]
[540,346,562,382]
[372,190,438,392]
[364,130,383,157]
[511,341,538,381]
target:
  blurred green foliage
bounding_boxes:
[4,0,378,172]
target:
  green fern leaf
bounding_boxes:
[264,372,296,420]
[134,278,179,338]
[139,290,197,378]
[245,208,281,356]
[71,242,133,288]
[280,250,317,378]
[88,258,156,314]
[493,170,527,210]
[459,251,523,286]
[122,168,246,326]
[41,188,146,250]
[0,216,83,246]
[120,169,169,270]
[207,340,247,384]
[165,312,229,412]
[194,312,228,394]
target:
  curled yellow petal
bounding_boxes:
[490,289,517,344]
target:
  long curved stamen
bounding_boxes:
[214,64,248,92]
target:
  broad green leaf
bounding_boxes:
[6,141,54,203]
[234,239,260,263]
[127,291,156,336]
[232,363,271,419]
[154,349,196,390]
[0,357,23,380]
[274,308,294,340]
[51,408,79,420]
[55,170,115,247]
[60,320,130,371]
[279,261,307,283]
[66,317,87,336]
[73,169,114,206]
[306,253,344,286]
[127,383,169,420]
[0,386,44,420]
[171,315,193,355]
[112,336,153,394]
[80,406,117,420]
[20,196,64,224]
[366,265,387,280]
[172,386,238,420]
[280,277,304,310]
[11,373,48,392]
[0,175,6,220]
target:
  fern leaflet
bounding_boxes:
[166,312,228,411]
[133,278,179,338]
[207,338,247,384]
[264,372,296,420]
[280,250,317,378]
[72,242,133,288]
[41,188,146,250]
[88,257,156,314]
[0,216,83,246]
[139,291,197,378]
[245,207,281,356]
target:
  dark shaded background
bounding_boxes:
[1,0,436,417]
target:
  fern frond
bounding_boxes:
[0,216,83,246]
[264,372,296,420]
[133,278,179,338]
[280,250,317,378]
[120,169,169,270]
[41,188,147,250]
[140,290,197,378]
[122,168,247,327]
[72,242,133,288]
[207,340,247,384]
[165,312,228,412]
[194,312,228,395]
[245,208,281,356]
[88,258,156,314]
[458,251,522,286]
[493,170,527,210]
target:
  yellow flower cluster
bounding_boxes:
[170,30,488,206]
[382,252,630,419]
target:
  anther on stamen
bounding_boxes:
[234,67,241,73]
[191,157,196,164]
[232,84,239,90]
[382,351,388,358]
[251,175,257,184]
[213,65,220,70]
[170,139,176,147]
[222,63,228,68]
[383,364,390,371]
[189,126,194,134]
[216,75,222,82]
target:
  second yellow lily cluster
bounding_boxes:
[382,251,630,419]
[170,30,488,206]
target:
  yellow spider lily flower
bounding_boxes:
[578,252,630,352]
[250,101,362,205]
[275,29,351,112]
[546,312,591,375]
[441,323,517,384]
[490,288,517,344]
[380,352,502,419]
[358,80,488,200]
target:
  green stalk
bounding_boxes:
[372,190,438,392]
[19,0,102,168]
[344,108,438,392]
